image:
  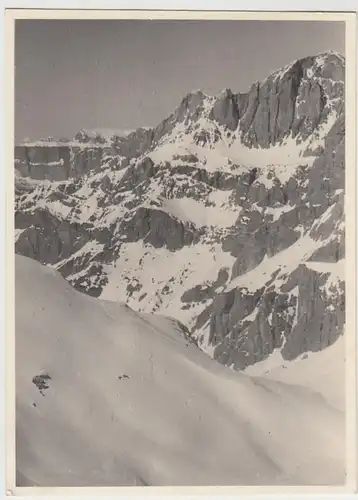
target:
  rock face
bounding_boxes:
[15,208,91,264]
[210,89,240,131]
[14,51,345,370]
[15,144,114,181]
[15,145,71,181]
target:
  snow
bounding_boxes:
[28,161,64,167]
[97,203,129,226]
[68,168,134,226]
[69,185,101,223]
[253,160,306,187]
[305,259,345,282]
[101,242,236,329]
[255,172,275,189]
[264,204,294,222]
[80,128,138,139]
[16,182,74,219]
[199,328,216,357]
[45,200,73,219]
[244,349,285,377]
[18,140,68,147]
[305,110,338,152]
[53,240,104,274]
[246,335,345,412]
[147,106,337,181]
[155,196,240,228]
[315,51,345,70]
[16,255,345,487]
[18,139,112,149]
[14,173,46,189]
[312,199,345,243]
[290,286,300,328]
[272,60,296,81]
[227,233,322,293]
[15,229,26,242]
[305,259,345,294]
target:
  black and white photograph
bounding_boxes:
[8,10,356,491]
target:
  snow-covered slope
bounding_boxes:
[244,333,345,411]
[15,51,345,371]
[16,255,345,487]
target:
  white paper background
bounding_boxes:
[1,2,357,499]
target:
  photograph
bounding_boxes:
[7,10,355,491]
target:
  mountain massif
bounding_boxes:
[15,51,345,372]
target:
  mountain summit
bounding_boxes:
[15,52,345,371]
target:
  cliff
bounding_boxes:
[14,51,345,371]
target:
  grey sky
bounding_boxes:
[15,19,345,142]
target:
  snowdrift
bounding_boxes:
[244,336,345,412]
[15,255,345,487]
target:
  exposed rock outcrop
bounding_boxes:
[14,51,346,371]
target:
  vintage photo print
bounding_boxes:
[4,8,357,495]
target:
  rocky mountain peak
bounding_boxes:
[14,51,345,373]
[268,51,344,85]
[147,52,345,152]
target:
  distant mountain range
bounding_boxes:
[15,50,345,371]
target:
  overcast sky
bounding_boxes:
[15,19,345,141]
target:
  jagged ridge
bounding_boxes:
[14,51,345,370]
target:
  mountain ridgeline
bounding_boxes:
[15,51,345,370]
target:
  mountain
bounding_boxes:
[14,51,345,372]
[16,254,345,486]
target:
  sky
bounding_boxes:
[15,19,345,142]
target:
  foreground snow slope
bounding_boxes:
[16,255,345,487]
[244,335,345,412]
